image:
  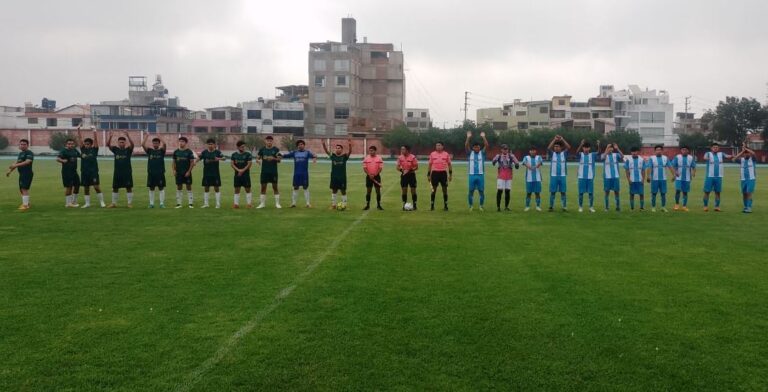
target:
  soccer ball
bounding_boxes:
[404,202,414,211]
[336,202,347,211]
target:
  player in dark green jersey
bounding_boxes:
[230,140,254,208]
[6,139,33,211]
[256,135,282,209]
[77,126,106,208]
[143,135,167,208]
[198,138,226,208]
[172,136,196,208]
[321,138,352,209]
[56,138,81,208]
[106,131,135,208]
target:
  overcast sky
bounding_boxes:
[1,0,766,126]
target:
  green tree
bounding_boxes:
[198,133,227,147]
[0,134,9,150]
[678,132,713,150]
[381,125,418,155]
[605,129,642,150]
[280,134,296,151]
[241,135,265,152]
[49,131,72,151]
[710,97,768,146]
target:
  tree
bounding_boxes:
[241,135,264,152]
[710,97,768,146]
[0,134,9,150]
[198,132,227,147]
[678,132,713,150]
[381,125,418,154]
[280,134,296,151]
[605,129,642,150]
[49,131,71,151]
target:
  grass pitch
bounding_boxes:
[1,158,767,391]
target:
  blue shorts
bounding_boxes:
[526,181,542,194]
[603,178,620,192]
[468,174,485,193]
[651,180,667,194]
[549,176,567,193]
[629,181,644,195]
[675,180,691,193]
[293,172,309,188]
[703,177,722,193]
[578,178,594,194]
[741,179,756,194]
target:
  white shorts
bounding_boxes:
[496,179,512,190]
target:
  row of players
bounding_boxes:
[5,130,759,213]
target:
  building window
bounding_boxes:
[334,124,348,135]
[194,127,208,133]
[530,122,539,126]
[518,122,529,130]
[72,118,83,127]
[231,111,242,121]
[27,117,38,124]
[629,112,639,123]
[313,59,326,71]
[315,107,326,120]
[211,111,226,120]
[247,110,262,120]
[314,92,326,104]
[334,92,350,104]
[558,99,565,105]
[262,119,273,126]
[334,108,350,120]
[273,110,304,120]
[230,126,241,132]
[314,124,326,135]
[46,118,57,127]
[371,51,389,60]
[315,75,326,87]
[407,112,414,118]
[421,112,427,118]
[592,112,599,119]
[247,126,258,133]
[336,75,348,87]
[334,59,350,71]
[539,106,549,114]
[516,111,526,116]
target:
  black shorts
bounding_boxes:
[112,172,133,189]
[147,172,166,188]
[234,173,251,188]
[202,175,221,187]
[400,172,417,188]
[19,173,33,190]
[261,172,278,185]
[430,171,448,188]
[81,171,100,187]
[330,177,347,191]
[61,172,80,188]
[365,174,382,188]
[175,174,192,186]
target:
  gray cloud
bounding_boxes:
[1,0,766,125]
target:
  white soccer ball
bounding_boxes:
[404,202,414,211]
[336,202,347,211]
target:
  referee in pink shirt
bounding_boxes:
[363,145,384,210]
[397,145,419,210]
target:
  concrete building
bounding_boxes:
[91,75,191,133]
[404,108,432,131]
[242,99,305,135]
[307,17,405,136]
[191,106,242,133]
[0,106,24,128]
[602,85,676,146]
[20,103,93,130]
[674,112,708,136]
[476,107,513,130]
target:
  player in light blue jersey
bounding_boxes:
[601,143,624,211]
[522,146,543,211]
[733,143,757,213]
[624,146,647,211]
[547,135,571,211]
[645,145,675,212]
[282,140,317,208]
[671,145,696,211]
[465,131,489,211]
[575,139,600,213]
[702,142,733,212]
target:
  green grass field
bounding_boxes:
[1,158,767,391]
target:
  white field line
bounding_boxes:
[175,186,393,392]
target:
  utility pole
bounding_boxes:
[684,96,691,117]
[462,91,469,123]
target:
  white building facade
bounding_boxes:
[242,100,305,135]
[603,85,676,146]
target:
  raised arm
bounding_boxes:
[92,127,99,148]
[465,131,472,151]
[480,131,489,150]
[321,140,330,155]
[106,131,114,147]
[347,138,353,157]
[125,132,134,149]
[560,136,572,151]
[547,136,558,151]
[142,133,151,151]
[77,126,84,148]
[576,139,585,152]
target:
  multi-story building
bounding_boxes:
[191,106,242,133]
[674,112,708,136]
[91,75,191,133]
[242,98,305,135]
[476,107,512,130]
[21,103,92,129]
[0,106,25,128]
[404,108,432,131]
[307,18,405,136]
[602,85,676,145]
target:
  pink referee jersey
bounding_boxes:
[429,151,451,172]
[397,154,418,172]
[363,155,383,175]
